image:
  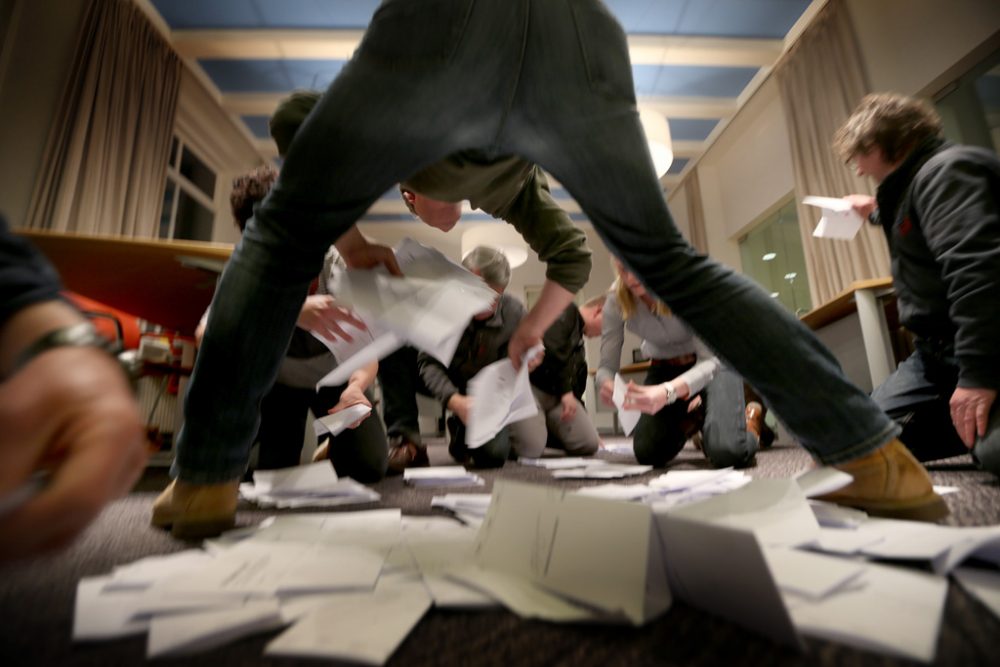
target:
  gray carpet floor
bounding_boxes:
[2,436,999,666]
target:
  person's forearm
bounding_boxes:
[347,361,378,392]
[333,226,368,256]
[521,280,575,346]
[0,301,88,376]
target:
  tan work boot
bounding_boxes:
[818,438,949,521]
[311,440,330,463]
[151,479,240,539]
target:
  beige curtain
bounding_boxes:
[683,168,708,253]
[25,0,180,236]
[775,0,890,306]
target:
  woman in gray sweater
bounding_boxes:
[598,260,759,468]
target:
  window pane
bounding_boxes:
[179,146,216,198]
[739,200,812,316]
[158,181,176,239]
[173,190,214,242]
[169,137,179,168]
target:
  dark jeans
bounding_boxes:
[873,345,1000,474]
[633,364,758,468]
[174,0,897,482]
[447,415,510,469]
[256,382,387,482]
[377,345,432,445]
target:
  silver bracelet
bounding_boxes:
[8,322,118,378]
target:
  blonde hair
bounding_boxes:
[612,262,670,321]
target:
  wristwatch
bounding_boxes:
[8,322,119,378]
[663,383,678,405]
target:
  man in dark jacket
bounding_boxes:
[836,92,1000,476]
[528,296,605,455]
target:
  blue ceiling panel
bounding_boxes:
[200,59,346,93]
[669,118,719,141]
[634,64,759,97]
[241,115,272,139]
[150,0,380,30]
[152,0,807,37]
[605,0,810,38]
[666,157,690,175]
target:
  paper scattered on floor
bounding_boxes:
[265,578,432,665]
[404,466,484,487]
[75,463,988,664]
[240,462,380,508]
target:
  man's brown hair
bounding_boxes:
[833,93,943,163]
[230,165,279,232]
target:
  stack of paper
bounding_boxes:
[240,462,380,509]
[430,493,492,525]
[551,464,653,479]
[646,468,752,506]
[518,457,609,470]
[403,466,484,487]
[316,239,498,389]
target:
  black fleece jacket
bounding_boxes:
[0,215,62,328]
[873,137,1000,389]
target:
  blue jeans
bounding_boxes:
[174,0,897,482]
[873,344,1000,475]
[634,364,757,469]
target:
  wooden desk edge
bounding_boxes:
[799,277,893,330]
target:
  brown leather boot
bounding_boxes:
[151,479,239,539]
[386,437,430,475]
[745,402,775,448]
[745,402,764,440]
[818,439,949,521]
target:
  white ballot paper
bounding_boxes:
[612,373,642,436]
[313,403,372,437]
[465,345,543,447]
[146,600,284,659]
[953,566,1000,623]
[265,578,432,665]
[317,239,497,388]
[404,466,483,487]
[803,195,865,240]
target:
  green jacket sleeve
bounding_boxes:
[494,168,592,293]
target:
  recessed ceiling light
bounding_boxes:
[762,252,777,261]
[784,272,797,280]
[770,292,780,298]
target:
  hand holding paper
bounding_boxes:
[803,196,865,240]
[465,345,543,447]
[612,373,642,436]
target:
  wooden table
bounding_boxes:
[16,229,232,334]
[800,277,896,388]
